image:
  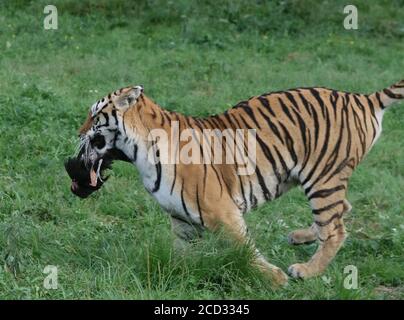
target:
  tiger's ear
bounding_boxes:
[114,85,144,110]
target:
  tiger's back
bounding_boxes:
[221,87,384,208]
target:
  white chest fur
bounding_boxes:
[133,144,202,224]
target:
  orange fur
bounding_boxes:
[74,80,404,285]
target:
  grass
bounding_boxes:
[0,0,403,299]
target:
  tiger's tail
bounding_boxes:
[374,80,404,109]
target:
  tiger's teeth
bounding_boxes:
[96,159,104,183]
[90,166,97,187]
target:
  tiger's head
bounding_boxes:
[65,85,145,198]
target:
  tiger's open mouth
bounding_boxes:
[64,155,112,198]
[64,147,131,198]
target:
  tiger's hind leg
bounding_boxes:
[288,200,351,245]
[288,224,317,245]
[288,182,351,279]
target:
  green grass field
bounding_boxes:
[0,0,403,299]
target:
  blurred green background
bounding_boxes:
[0,0,403,299]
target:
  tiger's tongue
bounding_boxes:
[90,168,98,187]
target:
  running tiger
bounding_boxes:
[65,80,404,285]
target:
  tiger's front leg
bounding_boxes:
[203,210,289,286]
[169,216,203,252]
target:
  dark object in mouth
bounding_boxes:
[64,148,130,198]
[64,157,107,198]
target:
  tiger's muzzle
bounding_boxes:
[65,142,130,198]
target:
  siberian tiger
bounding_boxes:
[65,80,404,286]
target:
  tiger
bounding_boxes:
[65,80,404,286]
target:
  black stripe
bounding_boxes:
[383,88,404,99]
[308,185,345,200]
[365,95,377,123]
[235,109,272,200]
[211,164,223,196]
[343,94,353,157]
[278,122,298,166]
[255,134,281,184]
[237,102,262,129]
[284,91,301,112]
[375,92,385,109]
[196,184,204,226]
[205,117,218,129]
[257,108,284,143]
[362,96,377,143]
[238,174,247,214]
[111,109,118,125]
[312,200,344,215]
[255,165,272,200]
[100,111,109,127]
[298,127,311,177]
[301,95,331,187]
[238,115,281,184]
[248,180,257,209]
[310,88,327,118]
[112,130,120,148]
[222,111,252,176]
[318,233,337,242]
[329,90,339,121]
[223,111,238,129]
[184,116,193,128]
[278,97,296,125]
[151,147,162,193]
[257,96,276,117]
[309,101,320,149]
[210,116,223,129]
[353,95,368,132]
[315,212,342,227]
[350,98,367,158]
[163,111,172,124]
[323,157,350,185]
[180,180,191,217]
[159,110,165,126]
[273,145,289,179]
[290,107,308,156]
[122,116,127,135]
[170,164,177,194]
[133,144,138,162]
[297,92,313,117]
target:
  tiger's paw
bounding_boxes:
[271,267,289,287]
[260,265,289,287]
[288,263,311,279]
[287,229,316,245]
